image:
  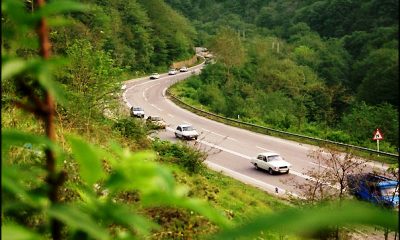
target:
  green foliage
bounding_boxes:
[355,48,398,106]
[112,118,150,145]
[214,200,398,239]
[152,139,206,174]
[209,27,246,69]
[2,130,228,238]
[3,0,399,238]
[326,130,352,144]
[340,102,399,146]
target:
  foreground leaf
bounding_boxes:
[48,204,109,240]
[2,223,43,240]
[68,135,105,186]
[212,200,398,239]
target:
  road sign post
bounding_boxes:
[372,128,384,153]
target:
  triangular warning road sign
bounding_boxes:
[372,128,384,140]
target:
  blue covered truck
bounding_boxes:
[347,173,399,208]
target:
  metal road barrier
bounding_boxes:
[166,90,399,159]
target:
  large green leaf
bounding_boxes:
[105,150,175,195]
[2,223,43,240]
[212,200,399,239]
[34,0,88,17]
[2,129,57,153]
[37,61,67,105]
[68,135,105,186]
[1,58,40,81]
[1,0,37,26]
[102,203,159,236]
[2,162,48,209]
[142,192,230,228]
[2,168,39,207]
[48,204,109,240]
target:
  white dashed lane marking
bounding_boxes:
[150,104,163,112]
[256,146,274,152]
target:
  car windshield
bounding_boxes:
[133,107,143,111]
[268,155,283,161]
[381,186,399,197]
[182,126,194,131]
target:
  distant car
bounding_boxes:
[179,66,188,72]
[146,116,167,129]
[150,73,160,79]
[130,107,145,118]
[168,69,177,75]
[250,152,291,174]
[175,124,199,140]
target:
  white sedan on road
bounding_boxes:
[168,69,177,75]
[150,73,160,79]
[179,66,188,72]
[175,124,199,140]
[251,152,291,174]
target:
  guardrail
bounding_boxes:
[166,89,398,159]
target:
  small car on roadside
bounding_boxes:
[250,152,291,174]
[175,124,199,140]
[130,107,145,118]
[146,116,167,129]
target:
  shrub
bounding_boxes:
[152,140,206,174]
[112,118,148,142]
[326,130,351,143]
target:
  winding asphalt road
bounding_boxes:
[122,62,389,197]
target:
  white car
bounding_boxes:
[250,152,291,174]
[175,124,199,140]
[150,73,160,79]
[179,66,188,72]
[168,69,177,75]
[146,116,167,129]
[130,107,145,118]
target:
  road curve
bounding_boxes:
[123,63,389,197]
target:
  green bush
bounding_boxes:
[112,118,148,142]
[326,130,351,143]
[152,139,206,174]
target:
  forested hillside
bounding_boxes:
[51,0,196,73]
[2,0,399,239]
[167,0,399,152]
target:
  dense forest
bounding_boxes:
[2,0,398,239]
[167,0,399,152]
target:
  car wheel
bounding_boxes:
[175,133,179,138]
[194,136,198,140]
[254,164,259,170]
[286,170,290,174]
[268,168,274,175]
